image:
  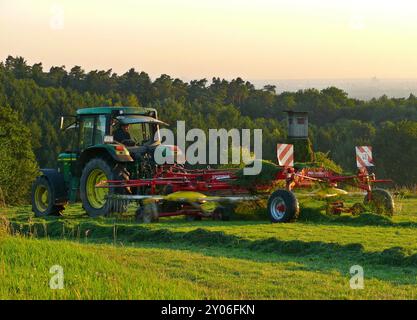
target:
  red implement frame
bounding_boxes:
[97,163,391,219]
[99,164,390,200]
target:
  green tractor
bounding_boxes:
[31,106,174,217]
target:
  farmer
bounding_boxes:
[113,123,133,145]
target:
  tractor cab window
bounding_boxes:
[62,123,78,153]
[79,115,109,150]
[111,118,157,146]
[79,117,95,150]
[129,122,155,145]
[94,115,107,145]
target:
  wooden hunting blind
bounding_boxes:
[284,110,313,162]
[284,110,308,139]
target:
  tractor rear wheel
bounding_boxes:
[364,188,394,216]
[31,176,64,217]
[80,158,128,217]
[267,189,299,223]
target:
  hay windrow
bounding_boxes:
[232,160,281,192]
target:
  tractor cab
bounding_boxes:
[57,106,166,178]
[73,107,163,148]
[32,106,173,218]
[111,114,168,159]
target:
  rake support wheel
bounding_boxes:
[267,189,299,223]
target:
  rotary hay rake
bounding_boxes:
[96,145,394,223]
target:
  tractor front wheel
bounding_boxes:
[267,189,299,223]
[31,176,64,217]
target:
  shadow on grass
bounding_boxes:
[9,218,417,270]
[139,241,417,286]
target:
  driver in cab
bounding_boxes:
[113,123,135,146]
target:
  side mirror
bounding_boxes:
[60,116,64,130]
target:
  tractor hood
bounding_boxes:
[116,115,168,126]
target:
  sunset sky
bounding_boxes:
[1,0,417,80]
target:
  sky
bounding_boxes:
[1,0,417,80]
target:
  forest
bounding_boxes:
[0,56,416,204]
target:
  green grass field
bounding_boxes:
[1,194,417,299]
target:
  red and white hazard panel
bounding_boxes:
[277,144,294,167]
[355,146,374,168]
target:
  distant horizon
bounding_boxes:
[252,78,417,100]
[4,55,417,82]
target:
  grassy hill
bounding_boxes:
[1,194,417,299]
